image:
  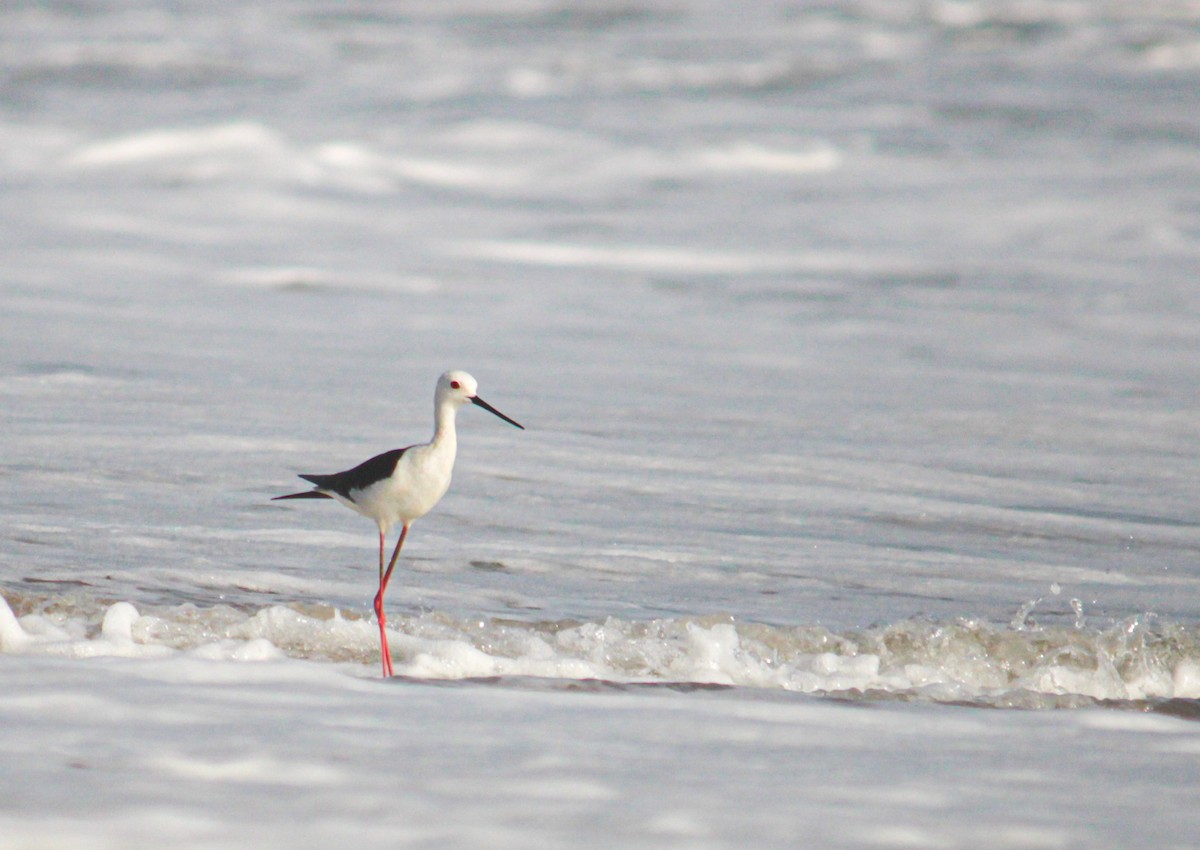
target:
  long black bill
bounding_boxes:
[471,395,525,429]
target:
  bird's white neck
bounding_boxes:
[431,399,460,451]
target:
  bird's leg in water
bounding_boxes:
[374,523,409,677]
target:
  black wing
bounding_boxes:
[272,490,332,501]
[293,447,409,501]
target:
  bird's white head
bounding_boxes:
[438,370,478,405]
[436,370,524,429]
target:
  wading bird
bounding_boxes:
[273,370,524,676]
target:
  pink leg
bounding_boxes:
[375,528,389,677]
[373,523,409,678]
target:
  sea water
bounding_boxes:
[3,2,1200,847]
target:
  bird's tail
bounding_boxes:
[272,490,333,501]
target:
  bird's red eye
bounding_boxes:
[450,380,460,389]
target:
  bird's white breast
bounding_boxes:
[346,441,454,530]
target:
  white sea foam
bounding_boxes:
[4,593,1197,705]
[221,265,438,294]
[451,239,931,276]
[693,141,843,175]
[64,123,288,169]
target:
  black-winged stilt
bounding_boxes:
[273,370,524,676]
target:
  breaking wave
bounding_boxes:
[4,591,1198,711]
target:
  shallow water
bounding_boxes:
[3,1,1200,847]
